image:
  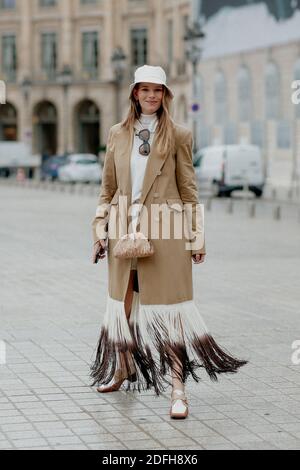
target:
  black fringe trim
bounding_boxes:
[89,325,248,396]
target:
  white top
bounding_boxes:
[130,112,158,232]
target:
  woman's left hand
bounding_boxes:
[192,253,205,264]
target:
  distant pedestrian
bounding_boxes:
[90,65,248,419]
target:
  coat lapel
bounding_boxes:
[118,124,168,207]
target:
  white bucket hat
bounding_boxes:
[129,65,174,99]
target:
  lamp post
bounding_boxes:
[57,65,73,155]
[111,46,127,123]
[21,76,32,145]
[184,20,205,156]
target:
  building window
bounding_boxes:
[277,120,291,149]
[1,34,17,82]
[182,14,189,35]
[238,65,252,122]
[41,32,57,79]
[199,125,211,148]
[224,122,237,145]
[214,69,227,125]
[0,0,15,9]
[265,61,280,119]
[251,120,264,148]
[39,0,56,6]
[294,58,300,119]
[81,0,97,4]
[82,31,99,79]
[130,28,147,67]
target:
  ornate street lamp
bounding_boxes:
[21,77,32,103]
[57,64,73,90]
[111,46,127,122]
[20,77,33,148]
[184,20,205,155]
[57,65,73,155]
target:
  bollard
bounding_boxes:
[272,187,277,199]
[274,205,281,220]
[249,201,256,218]
[206,197,212,211]
[227,198,234,214]
[89,184,95,196]
[16,168,26,183]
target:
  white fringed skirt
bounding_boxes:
[90,291,248,395]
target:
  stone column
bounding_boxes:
[103,0,116,81]
[19,0,31,79]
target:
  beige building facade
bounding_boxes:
[193,0,300,184]
[0,0,192,157]
[0,0,299,185]
[195,39,300,182]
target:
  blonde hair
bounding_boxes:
[121,83,176,155]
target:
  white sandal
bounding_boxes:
[170,389,189,419]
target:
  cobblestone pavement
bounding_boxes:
[0,184,300,450]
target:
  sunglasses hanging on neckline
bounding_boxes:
[136,128,151,156]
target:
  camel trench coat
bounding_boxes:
[92,121,206,305]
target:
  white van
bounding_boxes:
[194,144,265,197]
[0,141,40,178]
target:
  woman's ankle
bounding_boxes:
[172,380,185,393]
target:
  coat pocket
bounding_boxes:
[166,198,184,212]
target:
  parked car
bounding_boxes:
[58,154,102,183]
[41,155,68,181]
[194,144,265,197]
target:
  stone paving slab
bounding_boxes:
[0,185,299,450]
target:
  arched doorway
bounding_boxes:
[0,102,18,141]
[33,101,57,156]
[76,100,100,154]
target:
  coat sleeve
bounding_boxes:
[92,127,117,242]
[175,130,206,255]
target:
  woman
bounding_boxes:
[90,65,248,419]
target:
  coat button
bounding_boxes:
[153,192,159,198]
[157,170,162,175]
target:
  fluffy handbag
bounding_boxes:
[113,232,154,259]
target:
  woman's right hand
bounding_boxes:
[92,239,107,263]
